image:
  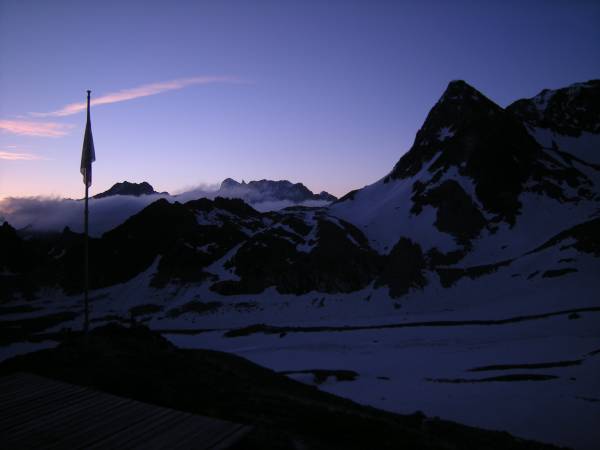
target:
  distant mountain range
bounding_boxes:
[92,179,336,203]
[1,78,598,300]
[218,178,337,203]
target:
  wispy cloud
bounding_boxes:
[0,120,73,137]
[0,150,44,161]
[33,76,242,117]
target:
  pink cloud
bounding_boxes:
[0,120,73,137]
[0,150,44,161]
[33,76,242,117]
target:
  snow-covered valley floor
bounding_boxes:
[2,250,599,450]
[166,309,600,450]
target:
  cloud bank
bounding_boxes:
[0,195,167,237]
[0,187,330,237]
[33,76,242,117]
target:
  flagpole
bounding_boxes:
[83,90,91,334]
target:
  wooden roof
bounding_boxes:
[0,372,251,449]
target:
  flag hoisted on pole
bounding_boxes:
[80,90,95,333]
[81,90,96,188]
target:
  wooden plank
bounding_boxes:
[0,381,91,418]
[207,425,254,450]
[104,413,194,449]
[0,375,70,405]
[35,398,135,449]
[0,388,100,430]
[141,415,212,450]
[0,375,87,413]
[161,419,238,450]
[0,373,251,450]
[86,405,185,449]
[0,372,27,389]
[0,372,57,393]
[4,388,126,434]
[44,401,163,449]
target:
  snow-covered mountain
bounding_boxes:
[217,178,337,203]
[330,79,599,266]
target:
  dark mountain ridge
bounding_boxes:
[93,181,168,199]
[0,196,379,298]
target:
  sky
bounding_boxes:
[1,0,599,200]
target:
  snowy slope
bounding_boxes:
[331,80,600,271]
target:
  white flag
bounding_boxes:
[80,92,96,187]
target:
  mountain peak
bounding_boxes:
[444,79,477,94]
[438,80,498,109]
[220,178,241,190]
[385,80,506,181]
[93,181,166,199]
[383,79,554,224]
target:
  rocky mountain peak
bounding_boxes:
[380,79,594,227]
[385,80,524,182]
[220,178,241,190]
[440,79,490,102]
[93,181,166,199]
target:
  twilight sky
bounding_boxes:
[1,0,599,199]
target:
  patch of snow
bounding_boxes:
[440,166,492,219]
[534,89,555,111]
[195,208,236,226]
[530,128,600,165]
[197,243,215,253]
[295,211,319,253]
[437,126,454,141]
[460,191,597,266]
[205,244,242,282]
